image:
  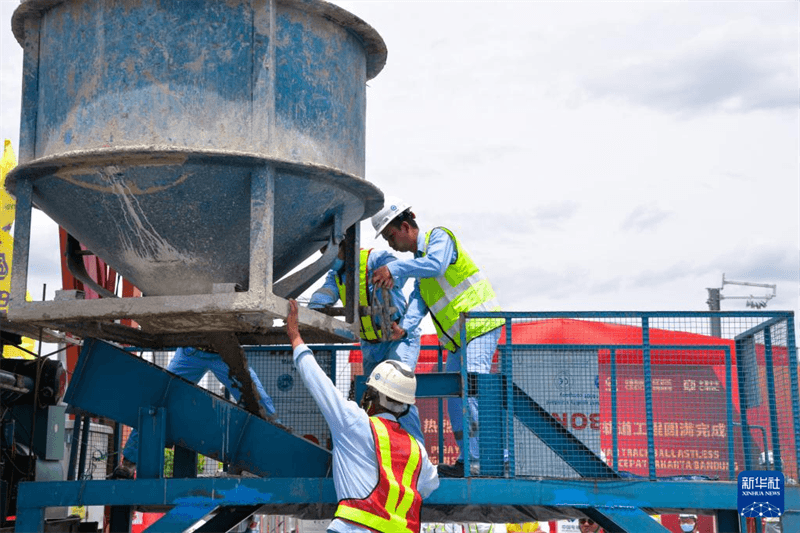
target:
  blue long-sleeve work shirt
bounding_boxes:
[309,249,424,356]
[293,343,439,533]
[384,229,458,329]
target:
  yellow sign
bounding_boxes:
[0,140,35,359]
[0,140,18,231]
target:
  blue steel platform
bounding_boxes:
[19,310,799,532]
[15,477,800,532]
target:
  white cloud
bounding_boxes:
[1,3,23,153]
[580,14,798,115]
[621,204,672,232]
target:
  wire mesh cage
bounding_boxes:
[118,310,797,485]
[65,419,114,480]
[122,347,338,476]
[246,347,336,451]
[457,311,798,482]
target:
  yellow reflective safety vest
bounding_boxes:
[335,416,423,532]
[334,248,381,342]
[419,227,502,352]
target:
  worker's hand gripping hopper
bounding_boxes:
[5,0,386,348]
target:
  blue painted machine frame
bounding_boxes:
[14,310,800,533]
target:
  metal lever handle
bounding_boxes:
[369,286,397,342]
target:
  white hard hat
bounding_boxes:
[679,514,697,520]
[371,197,411,238]
[366,360,416,405]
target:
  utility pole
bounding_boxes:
[706,287,722,337]
[706,274,777,337]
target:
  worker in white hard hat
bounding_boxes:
[678,514,698,532]
[286,300,439,533]
[308,236,425,444]
[370,197,504,478]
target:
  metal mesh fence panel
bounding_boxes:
[736,318,799,484]
[118,310,798,485]
[121,347,337,476]
[461,311,799,482]
[246,347,335,451]
[65,420,114,480]
[511,346,600,479]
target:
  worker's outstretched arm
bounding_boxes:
[383,228,455,281]
[286,299,304,349]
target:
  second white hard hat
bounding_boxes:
[366,360,416,405]
[371,197,411,238]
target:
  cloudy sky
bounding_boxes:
[1,1,798,335]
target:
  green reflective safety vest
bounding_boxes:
[419,227,503,352]
[335,248,381,342]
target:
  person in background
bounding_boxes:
[308,236,424,444]
[286,299,439,533]
[678,514,698,533]
[579,518,605,533]
[370,197,503,478]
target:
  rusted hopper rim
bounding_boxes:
[12,0,387,80]
[5,145,385,218]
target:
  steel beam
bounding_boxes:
[137,407,166,479]
[173,446,198,479]
[16,477,800,524]
[207,332,268,419]
[108,505,133,533]
[272,232,339,299]
[477,374,505,476]
[512,383,618,478]
[194,506,261,533]
[65,338,331,477]
[781,509,800,533]
[144,502,217,533]
[15,474,800,532]
[9,291,358,343]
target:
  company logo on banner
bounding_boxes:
[738,470,784,519]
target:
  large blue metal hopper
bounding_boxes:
[6,0,387,344]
